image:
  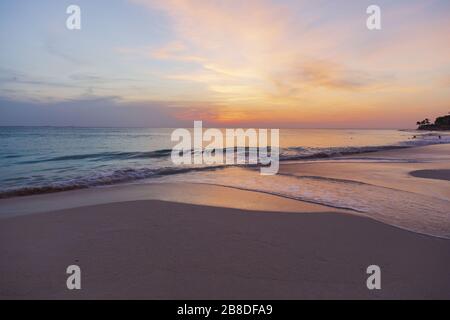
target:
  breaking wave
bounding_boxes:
[1,133,449,199]
[0,165,226,198]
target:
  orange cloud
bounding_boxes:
[127,0,450,127]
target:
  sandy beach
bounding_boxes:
[3,0,450,304]
[1,144,449,299]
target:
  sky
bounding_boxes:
[0,0,449,128]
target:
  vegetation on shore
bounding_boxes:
[417,114,450,130]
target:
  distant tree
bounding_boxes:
[417,118,431,127]
[418,114,450,130]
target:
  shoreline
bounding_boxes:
[1,144,450,236]
[1,144,449,299]
[2,140,450,200]
[0,182,348,219]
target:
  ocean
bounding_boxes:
[2,126,450,238]
[1,127,448,198]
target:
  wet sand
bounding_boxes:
[410,169,450,182]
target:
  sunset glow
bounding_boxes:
[1,0,449,127]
